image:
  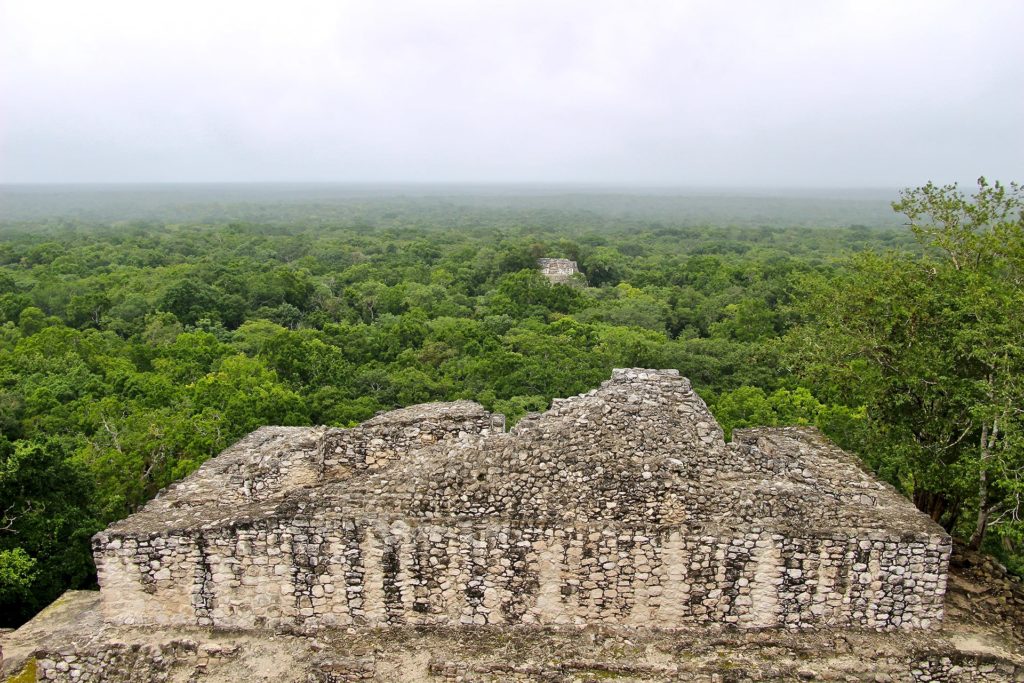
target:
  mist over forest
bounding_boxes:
[0,184,901,228]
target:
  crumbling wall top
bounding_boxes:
[361,400,489,427]
[101,369,947,543]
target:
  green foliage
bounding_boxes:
[788,177,1024,552]
[0,548,38,603]
[712,386,819,438]
[0,437,101,626]
[574,284,670,332]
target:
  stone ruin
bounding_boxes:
[91,369,950,634]
[537,258,582,284]
[12,369,1024,681]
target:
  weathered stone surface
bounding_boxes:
[4,532,1019,679]
[4,583,1023,682]
[90,369,949,633]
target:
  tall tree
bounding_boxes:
[893,178,1024,549]
[789,178,1024,550]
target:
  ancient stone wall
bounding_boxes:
[222,428,323,504]
[94,518,948,633]
[33,645,374,683]
[92,369,951,636]
[319,401,499,476]
[33,640,210,683]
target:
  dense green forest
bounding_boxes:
[1,183,1020,627]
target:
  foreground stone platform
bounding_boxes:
[4,568,1024,683]
[91,369,949,633]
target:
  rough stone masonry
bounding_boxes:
[91,369,951,635]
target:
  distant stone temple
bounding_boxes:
[537,257,582,284]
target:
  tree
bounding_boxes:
[580,246,624,287]
[710,386,827,439]
[0,548,38,606]
[487,270,583,318]
[575,284,670,332]
[0,437,101,626]
[66,291,111,328]
[190,355,309,433]
[159,279,222,327]
[893,178,1024,549]
[789,178,1024,551]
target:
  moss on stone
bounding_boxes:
[6,657,37,683]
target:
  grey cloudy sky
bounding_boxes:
[1,0,1022,186]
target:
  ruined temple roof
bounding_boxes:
[104,369,944,542]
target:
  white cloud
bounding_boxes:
[1,0,1021,184]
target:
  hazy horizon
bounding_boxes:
[0,181,907,229]
[0,181,904,194]
[2,1,1022,187]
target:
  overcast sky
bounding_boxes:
[1,1,1022,187]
